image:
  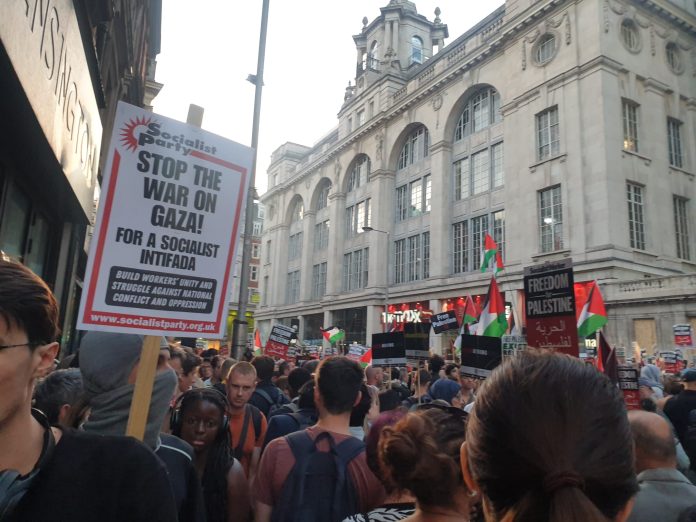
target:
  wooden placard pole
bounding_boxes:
[126,335,161,440]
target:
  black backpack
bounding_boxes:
[271,431,365,522]
[256,388,286,417]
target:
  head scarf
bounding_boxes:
[429,378,462,405]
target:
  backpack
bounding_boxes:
[288,410,318,432]
[232,404,263,461]
[256,388,286,416]
[271,431,365,522]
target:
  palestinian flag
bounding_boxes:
[360,348,372,368]
[475,276,508,337]
[577,282,608,338]
[254,330,263,356]
[596,331,618,384]
[480,233,504,274]
[454,296,480,355]
[321,326,345,344]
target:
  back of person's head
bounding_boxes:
[380,408,467,508]
[429,378,461,405]
[628,410,677,473]
[302,359,320,375]
[428,354,445,375]
[181,351,202,376]
[365,409,407,491]
[276,376,289,395]
[288,367,312,397]
[219,357,237,382]
[417,369,431,388]
[379,388,402,412]
[316,356,363,415]
[0,260,59,345]
[350,383,372,427]
[278,361,291,375]
[297,380,316,410]
[465,350,638,522]
[252,355,275,381]
[664,376,684,396]
[33,368,83,426]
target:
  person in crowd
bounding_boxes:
[343,409,416,522]
[302,358,320,375]
[263,380,319,451]
[658,376,685,410]
[171,350,203,398]
[365,365,384,389]
[641,364,665,399]
[172,388,251,522]
[664,369,696,447]
[205,355,224,387]
[444,363,460,381]
[462,350,638,522]
[428,377,462,408]
[349,383,374,440]
[254,356,385,522]
[276,376,290,398]
[199,358,213,385]
[214,357,238,395]
[379,407,475,521]
[427,354,445,383]
[460,376,477,409]
[248,355,290,417]
[0,260,177,521]
[403,369,432,410]
[378,388,403,413]
[268,367,313,417]
[79,331,206,522]
[226,361,267,480]
[33,368,84,428]
[627,410,696,522]
[276,361,292,381]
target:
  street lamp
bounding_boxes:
[362,226,389,332]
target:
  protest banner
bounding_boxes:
[674,324,694,348]
[459,334,502,378]
[617,366,640,410]
[265,324,295,361]
[77,101,252,338]
[404,322,430,365]
[660,350,679,374]
[347,343,370,362]
[502,335,527,358]
[523,259,579,357]
[372,332,406,367]
[431,310,459,335]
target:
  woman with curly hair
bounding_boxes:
[172,388,250,522]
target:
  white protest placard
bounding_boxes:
[77,102,252,337]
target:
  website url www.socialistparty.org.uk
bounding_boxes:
[89,313,217,332]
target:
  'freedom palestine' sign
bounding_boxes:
[78,102,252,337]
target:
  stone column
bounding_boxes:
[428,140,452,279]
[326,191,346,296]
[300,210,316,301]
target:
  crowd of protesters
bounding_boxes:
[4,258,696,521]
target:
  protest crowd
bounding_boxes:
[4,258,696,522]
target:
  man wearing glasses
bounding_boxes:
[0,260,177,521]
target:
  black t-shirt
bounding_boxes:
[156,433,206,522]
[11,429,178,522]
[665,390,696,444]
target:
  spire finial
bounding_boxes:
[434,7,441,24]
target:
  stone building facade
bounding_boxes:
[257,0,696,355]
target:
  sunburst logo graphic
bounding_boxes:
[119,115,152,152]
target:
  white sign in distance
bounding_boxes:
[77,102,253,337]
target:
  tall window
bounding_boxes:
[621,19,640,52]
[674,197,690,260]
[534,33,557,64]
[452,211,505,273]
[454,143,503,199]
[317,183,330,210]
[667,118,683,168]
[252,244,260,259]
[250,266,258,282]
[290,200,304,222]
[342,248,369,291]
[369,41,380,70]
[348,156,369,192]
[666,42,682,73]
[410,180,422,217]
[312,262,328,299]
[357,110,365,127]
[455,88,501,140]
[539,186,563,253]
[286,270,301,304]
[394,233,430,284]
[252,222,263,236]
[627,183,645,250]
[398,126,429,170]
[262,276,268,305]
[288,232,303,261]
[346,199,371,236]
[424,175,432,212]
[622,99,639,152]
[536,106,560,161]
[493,210,505,261]
[411,36,423,64]
[396,185,408,221]
[265,240,271,263]
[397,177,431,220]
[314,220,330,251]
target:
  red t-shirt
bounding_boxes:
[253,426,385,513]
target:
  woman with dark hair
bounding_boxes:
[172,388,250,522]
[461,350,638,522]
[378,407,476,521]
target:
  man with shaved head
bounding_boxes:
[365,365,384,389]
[627,410,696,522]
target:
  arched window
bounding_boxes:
[534,33,557,64]
[411,36,423,64]
[317,183,330,210]
[620,19,640,52]
[398,126,429,170]
[348,156,369,192]
[455,88,501,141]
[291,200,304,223]
[369,41,380,70]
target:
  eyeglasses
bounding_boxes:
[416,402,469,421]
[0,342,40,351]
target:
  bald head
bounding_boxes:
[365,366,383,387]
[628,410,676,473]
